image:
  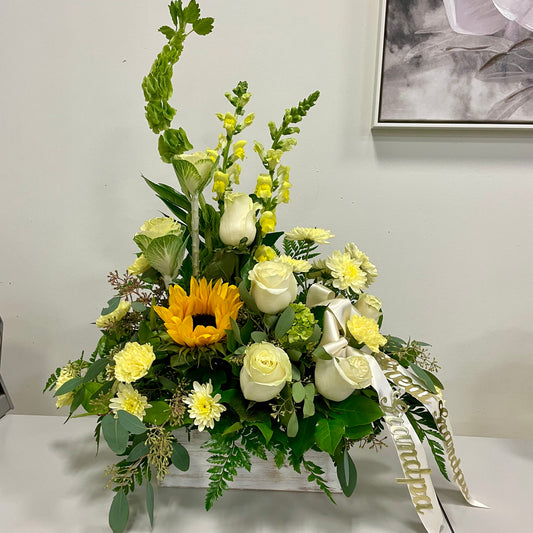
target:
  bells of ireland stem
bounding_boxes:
[171,151,217,199]
[219,192,257,247]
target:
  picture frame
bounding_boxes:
[373,0,533,130]
[0,317,14,419]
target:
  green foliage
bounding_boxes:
[335,448,357,497]
[109,490,129,533]
[403,395,450,481]
[203,434,252,510]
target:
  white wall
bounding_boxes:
[1,0,532,439]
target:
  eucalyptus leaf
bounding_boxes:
[287,411,299,438]
[143,401,171,426]
[303,397,315,418]
[109,490,129,533]
[101,296,121,316]
[274,306,295,339]
[409,363,438,394]
[171,441,190,471]
[146,481,154,528]
[127,441,150,462]
[292,382,305,403]
[83,358,109,383]
[251,331,267,343]
[54,376,83,397]
[117,410,148,435]
[131,301,147,313]
[102,414,129,455]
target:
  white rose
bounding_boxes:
[240,342,292,402]
[248,261,297,314]
[355,294,382,322]
[315,348,372,402]
[219,192,257,246]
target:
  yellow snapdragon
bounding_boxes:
[233,140,247,160]
[254,245,277,262]
[255,174,273,199]
[213,170,229,196]
[259,210,276,234]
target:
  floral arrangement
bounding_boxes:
[45,3,483,533]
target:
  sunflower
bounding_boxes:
[154,277,242,348]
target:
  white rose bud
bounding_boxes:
[315,348,372,402]
[240,342,292,402]
[219,192,257,247]
[355,294,382,322]
[248,260,297,314]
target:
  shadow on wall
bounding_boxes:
[447,328,533,440]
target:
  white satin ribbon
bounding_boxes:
[305,283,486,532]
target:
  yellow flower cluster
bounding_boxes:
[109,383,151,421]
[255,174,272,199]
[346,315,387,353]
[285,227,334,244]
[55,364,78,408]
[326,251,367,293]
[96,301,131,329]
[113,342,155,383]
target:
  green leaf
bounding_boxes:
[143,401,171,426]
[424,368,445,391]
[287,411,299,438]
[158,375,178,391]
[127,441,150,462]
[102,414,129,455]
[251,422,273,444]
[54,376,83,397]
[251,331,267,343]
[183,0,200,23]
[230,317,242,345]
[409,363,438,394]
[274,305,295,339]
[312,346,332,360]
[138,321,152,344]
[303,397,315,418]
[109,490,129,533]
[145,481,154,528]
[314,418,345,456]
[335,448,357,497]
[288,415,316,459]
[331,394,384,426]
[171,441,190,471]
[133,234,152,253]
[292,382,305,403]
[83,358,109,383]
[117,410,148,435]
[238,280,260,314]
[193,17,214,35]
[69,386,86,415]
[262,231,284,247]
[101,296,121,316]
[345,424,373,440]
[223,422,243,436]
[158,25,176,40]
[131,301,147,313]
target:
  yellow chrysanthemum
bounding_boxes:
[326,251,367,293]
[184,380,226,431]
[109,383,151,421]
[114,342,155,383]
[346,314,387,353]
[154,278,242,348]
[274,255,311,273]
[285,227,334,244]
[344,243,378,285]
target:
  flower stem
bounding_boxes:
[191,192,200,279]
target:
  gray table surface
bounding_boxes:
[0,414,531,533]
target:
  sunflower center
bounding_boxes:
[193,313,217,329]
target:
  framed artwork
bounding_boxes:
[0,317,13,418]
[373,0,533,129]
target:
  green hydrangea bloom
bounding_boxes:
[285,303,317,345]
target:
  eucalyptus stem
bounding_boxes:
[191,192,200,278]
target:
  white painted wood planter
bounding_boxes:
[161,429,342,493]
